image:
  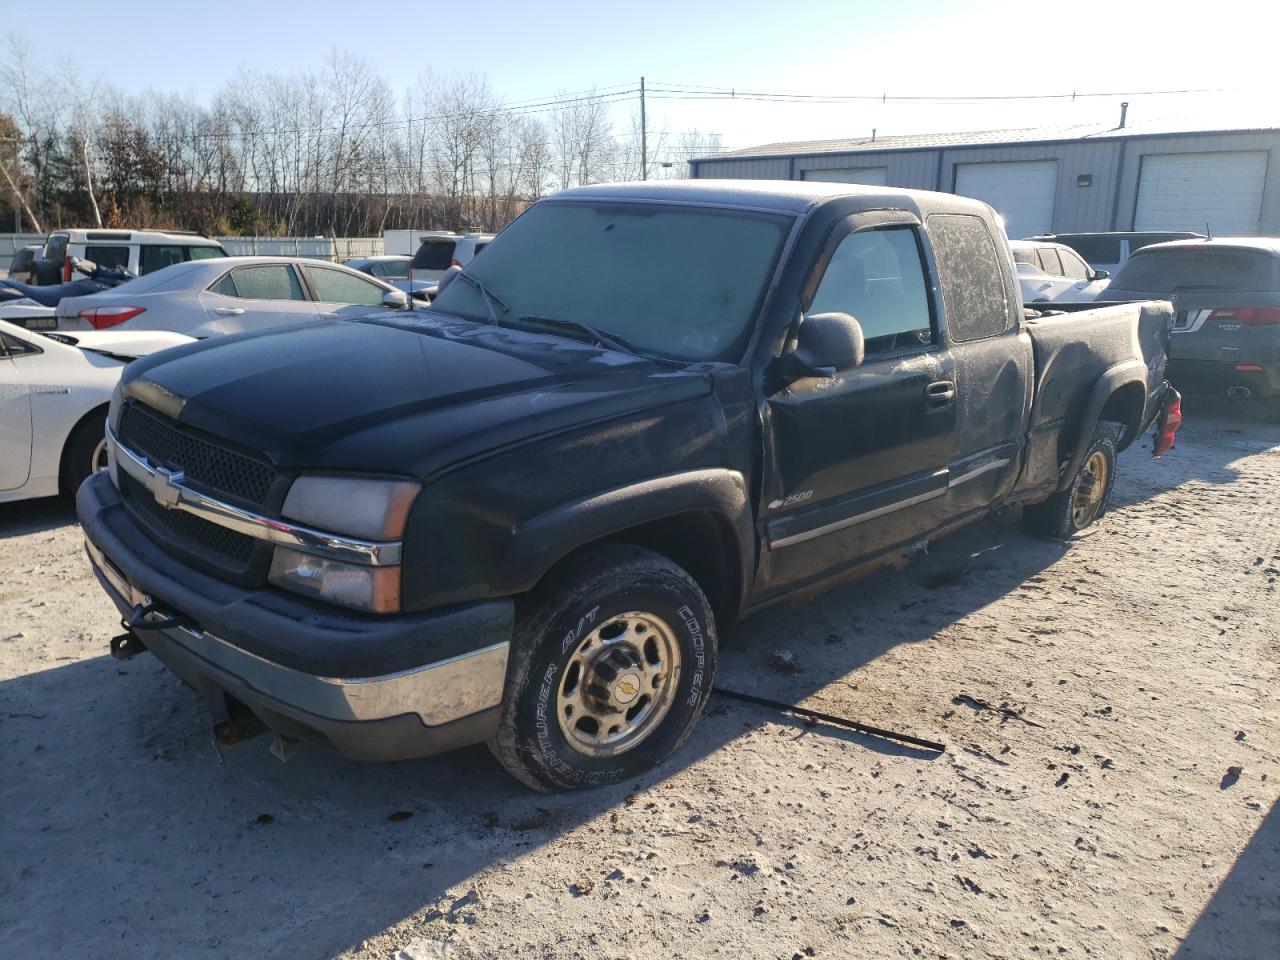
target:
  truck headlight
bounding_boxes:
[268,476,420,613]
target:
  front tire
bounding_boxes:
[488,544,717,792]
[1023,422,1118,540]
[60,409,109,496]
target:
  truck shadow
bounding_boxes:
[1172,797,1280,959]
[0,495,77,537]
[2,513,1069,959]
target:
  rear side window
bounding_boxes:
[301,265,386,306]
[139,245,185,274]
[411,239,457,270]
[927,214,1013,342]
[85,245,129,269]
[1112,249,1280,295]
[227,265,306,301]
[187,246,225,260]
[1060,235,1122,264]
[1011,248,1037,266]
[809,226,933,357]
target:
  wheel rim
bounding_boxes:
[1072,450,1109,528]
[555,611,682,758]
[91,437,109,473]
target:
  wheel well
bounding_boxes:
[1098,382,1146,450]
[598,511,744,631]
[58,403,109,493]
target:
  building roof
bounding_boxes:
[692,119,1280,163]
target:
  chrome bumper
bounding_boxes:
[87,536,509,731]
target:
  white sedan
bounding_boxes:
[0,320,192,503]
[54,256,410,337]
[1011,240,1112,304]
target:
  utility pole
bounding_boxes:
[640,76,647,180]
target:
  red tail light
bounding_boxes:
[1236,363,1265,372]
[63,256,72,282]
[77,306,145,329]
[1210,307,1280,326]
[1153,390,1182,458]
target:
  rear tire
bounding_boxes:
[60,409,109,496]
[1023,423,1118,540]
[488,544,717,792]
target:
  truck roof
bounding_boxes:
[552,179,997,220]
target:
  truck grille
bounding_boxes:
[116,401,280,575]
[118,402,276,507]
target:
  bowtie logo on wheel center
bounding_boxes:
[613,673,641,704]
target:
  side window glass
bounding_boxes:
[210,273,238,297]
[85,245,130,270]
[230,266,305,301]
[300,265,386,306]
[1,332,40,357]
[1036,248,1064,276]
[1060,251,1090,281]
[139,245,185,274]
[187,246,224,261]
[44,235,68,261]
[809,226,933,358]
[927,214,1013,343]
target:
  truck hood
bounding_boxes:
[119,315,714,476]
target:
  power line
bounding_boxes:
[646,81,1228,103]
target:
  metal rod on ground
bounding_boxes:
[713,687,946,753]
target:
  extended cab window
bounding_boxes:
[809,227,933,357]
[928,214,1013,343]
[225,265,306,301]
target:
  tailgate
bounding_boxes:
[1170,291,1280,364]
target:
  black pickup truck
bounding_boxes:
[78,181,1181,790]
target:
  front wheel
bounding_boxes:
[489,544,717,792]
[1023,423,1118,540]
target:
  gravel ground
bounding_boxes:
[1,411,1277,960]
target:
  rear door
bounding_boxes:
[0,333,35,490]
[199,264,319,335]
[926,213,1032,516]
[758,213,957,598]
[299,264,392,318]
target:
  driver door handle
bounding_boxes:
[925,380,956,409]
[213,307,245,316]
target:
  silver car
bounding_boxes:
[55,256,409,337]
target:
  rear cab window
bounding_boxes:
[411,239,457,271]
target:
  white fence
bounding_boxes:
[0,234,384,273]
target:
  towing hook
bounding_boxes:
[109,631,149,660]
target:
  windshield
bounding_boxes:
[429,201,791,361]
[1112,248,1280,294]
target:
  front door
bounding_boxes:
[757,219,957,599]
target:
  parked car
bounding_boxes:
[408,231,493,283]
[1104,238,1280,409]
[35,229,226,285]
[1028,231,1205,275]
[79,180,1180,790]
[1010,240,1111,304]
[56,256,409,336]
[0,319,191,503]
[6,244,42,284]
[344,255,434,300]
[1,257,138,329]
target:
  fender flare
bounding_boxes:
[1056,360,1147,491]
[495,468,755,619]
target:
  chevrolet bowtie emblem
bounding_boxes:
[151,465,186,509]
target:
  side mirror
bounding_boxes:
[435,264,462,296]
[382,289,409,308]
[1093,269,1110,280]
[782,312,865,381]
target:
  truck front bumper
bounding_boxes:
[77,472,514,762]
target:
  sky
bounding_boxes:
[16,0,1278,154]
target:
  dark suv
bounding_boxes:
[1105,238,1280,408]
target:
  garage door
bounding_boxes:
[1134,151,1267,235]
[953,161,1058,239]
[802,167,888,185]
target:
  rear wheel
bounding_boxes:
[1023,423,1118,540]
[489,544,717,792]
[60,409,109,496]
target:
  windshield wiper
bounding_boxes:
[506,315,639,356]
[454,272,509,323]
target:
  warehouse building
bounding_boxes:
[688,119,1280,239]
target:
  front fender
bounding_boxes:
[495,468,754,613]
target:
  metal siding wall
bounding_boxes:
[794,151,937,188]
[689,158,792,179]
[1114,132,1280,234]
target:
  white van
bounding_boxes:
[408,232,494,282]
[39,229,227,282]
